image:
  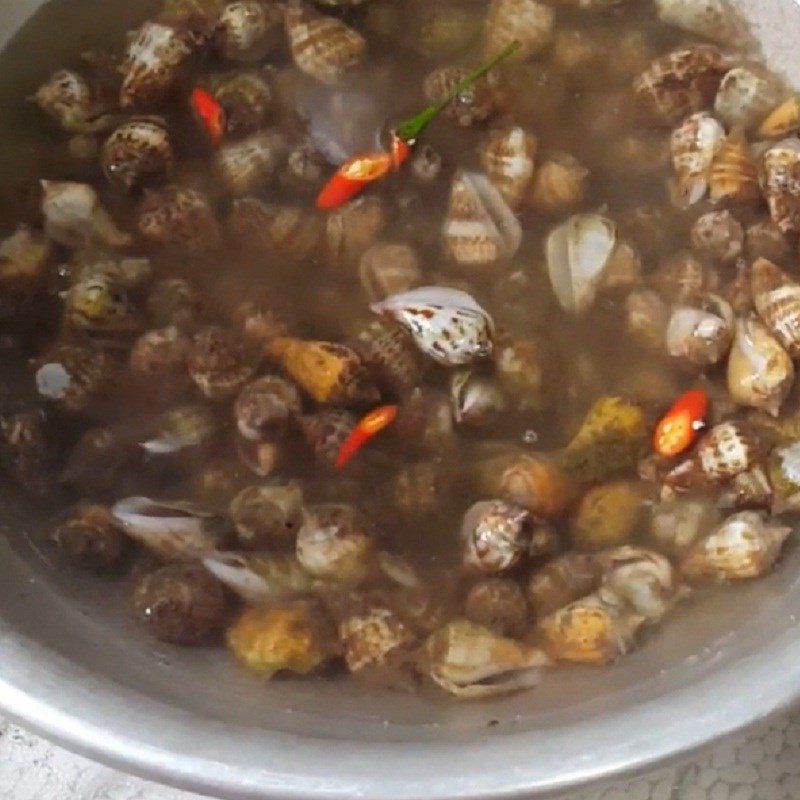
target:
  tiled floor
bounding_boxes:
[4,716,800,800]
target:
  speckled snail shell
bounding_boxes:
[101,117,173,191]
[284,1,366,84]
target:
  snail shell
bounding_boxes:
[300,409,357,466]
[338,606,415,676]
[372,286,495,368]
[41,181,132,249]
[359,243,422,304]
[214,130,286,196]
[655,0,746,45]
[101,117,173,191]
[751,257,800,358]
[296,504,375,585]
[625,289,669,353]
[209,69,273,137]
[423,67,496,128]
[727,315,794,417]
[284,1,366,84]
[234,375,302,441]
[680,510,791,581]
[758,96,800,140]
[538,590,644,665]
[483,0,555,62]
[120,22,192,109]
[479,126,537,210]
[217,0,283,62]
[229,197,322,263]
[265,337,379,406]
[527,152,588,214]
[709,127,760,205]
[36,342,119,414]
[187,325,257,401]
[138,185,221,254]
[527,553,601,619]
[450,371,507,428]
[691,210,744,265]
[746,219,792,265]
[129,326,191,404]
[464,579,528,638]
[419,619,550,699]
[32,70,111,133]
[413,2,482,60]
[761,138,800,236]
[670,112,725,207]
[326,196,387,274]
[351,318,424,397]
[442,170,522,270]
[546,213,617,315]
[633,45,728,127]
[665,294,735,367]
[64,274,140,335]
[461,499,532,575]
[498,454,576,519]
[229,482,305,549]
[651,250,718,305]
[714,66,784,131]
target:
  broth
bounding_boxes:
[0,0,798,697]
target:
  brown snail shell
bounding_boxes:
[300,409,357,466]
[137,185,221,254]
[284,1,366,85]
[727,315,794,417]
[101,117,173,191]
[217,0,283,62]
[36,342,119,414]
[186,325,257,401]
[709,127,760,205]
[423,67,496,128]
[670,112,725,207]
[120,22,192,109]
[745,219,792,265]
[625,289,669,353]
[633,45,728,127]
[229,197,322,264]
[758,96,800,140]
[464,579,528,639]
[129,326,191,404]
[442,170,522,271]
[234,375,302,441]
[751,257,800,358]
[690,210,744,265]
[651,250,718,305]
[479,126,537,209]
[761,138,800,236]
[326,196,386,274]
[527,553,601,619]
[214,130,286,196]
[483,0,555,62]
[209,69,273,137]
[527,152,588,214]
[351,318,424,398]
[359,243,422,304]
[32,70,112,133]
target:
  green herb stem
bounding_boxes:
[393,40,521,144]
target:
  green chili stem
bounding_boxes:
[393,40,521,144]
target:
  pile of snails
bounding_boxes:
[2,0,800,699]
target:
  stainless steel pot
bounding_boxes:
[2,2,800,799]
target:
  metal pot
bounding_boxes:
[2,1,800,799]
